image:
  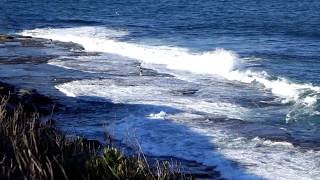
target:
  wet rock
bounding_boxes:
[171,89,198,96]
[0,81,58,115]
[16,35,32,39]
[20,38,48,47]
[0,35,14,42]
[69,51,101,56]
[53,41,85,51]
[0,82,15,94]
[0,56,58,65]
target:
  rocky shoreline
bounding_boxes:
[0,81,57,116]
[0,34,222,179]
[0,80,195,179]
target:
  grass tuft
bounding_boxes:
[0,85,191,180]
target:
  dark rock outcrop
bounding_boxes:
[0,81,58,115]
[0,34,14,42]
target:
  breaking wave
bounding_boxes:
[20,27,320,121]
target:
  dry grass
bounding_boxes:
[0,96,99,179]
[0,93,191,180]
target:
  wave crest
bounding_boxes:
[21,27,239,76]
[20,26,320,121]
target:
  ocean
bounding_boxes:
[1,0,320,179]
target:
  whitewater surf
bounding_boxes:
[18,26,320,179]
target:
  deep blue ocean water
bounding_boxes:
[1,0,320,179]
[1,0,320,83]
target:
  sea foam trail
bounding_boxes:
[54,79,320,180]
[19,27,320,179]
[20,27,320,117]
[20,27,238,75]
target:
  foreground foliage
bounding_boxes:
[0,86,189,180]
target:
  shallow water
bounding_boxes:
[1,0,320,179]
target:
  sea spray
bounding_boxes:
[20,26,320,119]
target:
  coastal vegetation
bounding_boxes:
[0,82,189,180]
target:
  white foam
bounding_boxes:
[54,78,320,179]
[20,27,239,76]
[252,137,294,147]
[55,78,249,120]
[20,26,129,39]
[303,96,318,106]
[108,108,320,180]
[55,85,77,97]
[148,111,167,119]
[20,27,320,111]
[225,70,320,104]
[19,27,320,179]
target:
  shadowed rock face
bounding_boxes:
[0,35,14,42]
[0,81,57,115]
[0,56,58,65]
[0,36,58,64]
[0,35,102,66]
[0,35,59,115]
